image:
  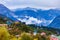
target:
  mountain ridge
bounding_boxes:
[48,15,60,29]
[0,4,60,28]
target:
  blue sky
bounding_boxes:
[0,0,60,9]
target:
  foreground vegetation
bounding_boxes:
[0,26,51,40]
[0,16,60,40]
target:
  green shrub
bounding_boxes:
[0,27,10,40]
[10,35,17,40]
[20,33,33,40]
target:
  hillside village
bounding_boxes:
[0,16,60,40]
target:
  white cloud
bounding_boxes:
[14,15,54,26]
[7,14,55,26]
[0,0,60,9]
[26,17,43,24]
[12,14,18,18]
[16,16,42,24]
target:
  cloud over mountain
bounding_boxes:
[0,0,60,9]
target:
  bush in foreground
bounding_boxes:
[0,27,10,40]
[20,32,34,40]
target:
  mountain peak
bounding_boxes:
[0,4,3,5]
[0,4,5,7]
[25,7,31,9]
